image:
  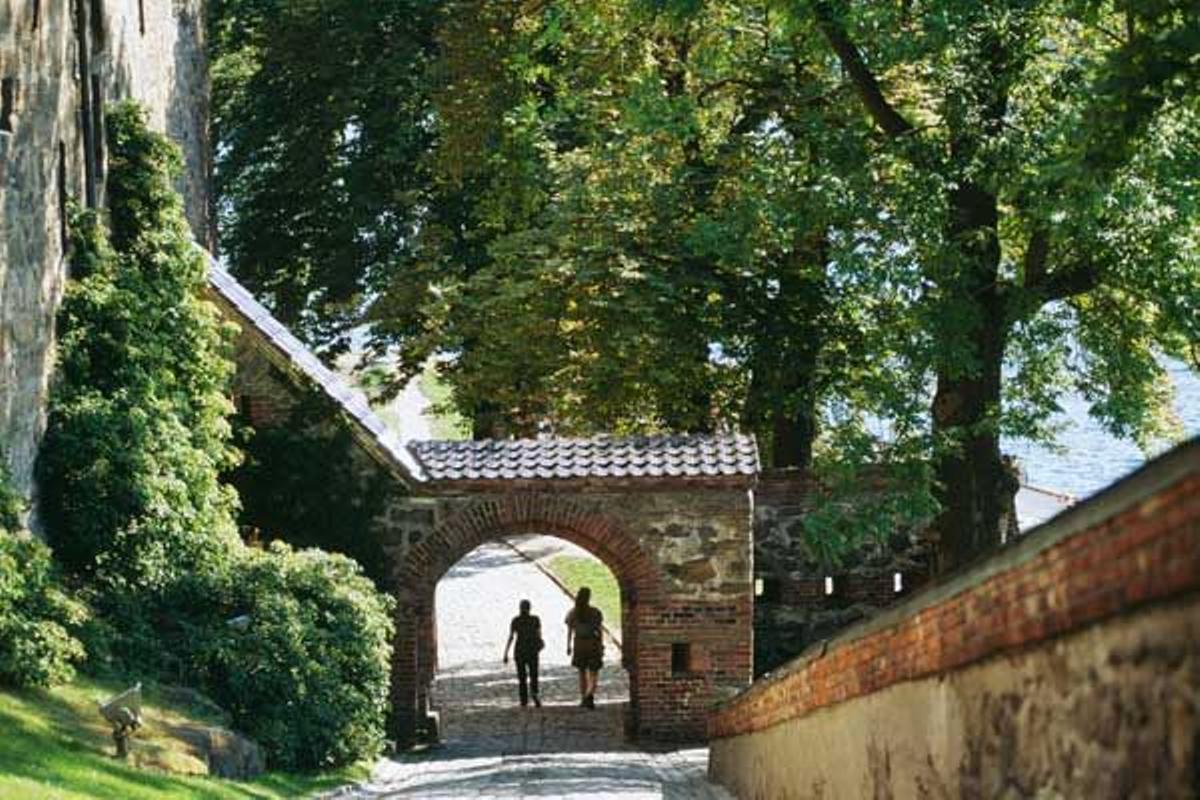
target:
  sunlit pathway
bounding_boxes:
[341,538,731,799]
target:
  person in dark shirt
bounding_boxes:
[503,599,543,707]
[565,586,603,709]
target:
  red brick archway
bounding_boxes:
[388,493,667,741]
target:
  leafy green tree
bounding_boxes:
[210,0,1199,570]
[802,0,1199,569]
[39,103,243,586]
[209,0,438,350]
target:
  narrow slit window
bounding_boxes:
[754,578,764,597]
[824,576,835,596]
[89,0,105,49]
[671,643,692,676]
[57,141,69,250]
[138,0,145,35]
[893,572,903,593]
[90,75,104,186]
[33,0,41,31]
[1,78,15,133]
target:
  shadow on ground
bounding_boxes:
[431,661,630,756]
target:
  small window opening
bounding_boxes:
[893,572,904,593]
[0,78,15,133]
[138,0,145,35]
[33,0,41,31]
[89,0,105,49]
[756,576,781,603]
[671,643,692,676]
[824,576,835,596]
[57,141,69,250]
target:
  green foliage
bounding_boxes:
[39,102,242,585]
[211,0,1200,564]
[226,397,393,586]
[0,449,87,690]
[0,536,88,689]
[208,0,437,348]
[35,102,395,769]
[197,544,394,771]
[0,453,24,533]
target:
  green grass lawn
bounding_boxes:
[0,676,369,800]
[544,554,622,640]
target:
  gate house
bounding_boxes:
[209,260,757,743]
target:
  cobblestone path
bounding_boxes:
[341,538,731,799]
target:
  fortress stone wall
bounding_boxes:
[0,0,209,517]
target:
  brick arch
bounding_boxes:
[400,493,665,605]
[391,493,666,741]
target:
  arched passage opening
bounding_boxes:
[430,534,632,750]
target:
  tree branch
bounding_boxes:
[812,1,915,138]
[1038,259,1104,302]
[1022,228,1050,289]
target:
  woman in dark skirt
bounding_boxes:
[565,586,603,709]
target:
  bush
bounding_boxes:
[0,535,88,688]
[199,543,395,770]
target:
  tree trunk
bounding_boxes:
[930,323,1010,572]
[930,181,1014,573]
[771,396,817,469]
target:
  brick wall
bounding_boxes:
[710,439,1200,798]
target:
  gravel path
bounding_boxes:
[340,539,731,800]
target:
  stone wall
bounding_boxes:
[0,0,209,516]
[224,326,409,586]
[752,471,931,676]
[708,439,1200,799]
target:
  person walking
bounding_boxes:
[565,586,603,709]
[503,599,543,707]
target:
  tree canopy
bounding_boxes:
[210,0,1199,569]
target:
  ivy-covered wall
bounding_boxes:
[0,0,210,519]
[224,334,404,587]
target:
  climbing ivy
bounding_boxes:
[39,102,243,586]
[227,394,394,587]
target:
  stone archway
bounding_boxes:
[388,493,667,742]
[380,439,758,746]
[211,264,758,748]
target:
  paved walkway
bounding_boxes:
[340,538,731,799]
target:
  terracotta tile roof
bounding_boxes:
[409,434,759,482]
[206,256,427,484]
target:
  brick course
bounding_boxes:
[710,442,1200,742]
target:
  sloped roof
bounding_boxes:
[206,257,427,484]
[409,434,760,482]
